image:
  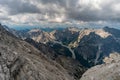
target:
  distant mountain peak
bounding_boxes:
[95,29,112,38]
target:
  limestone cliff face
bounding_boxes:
[80,53,120,80]
[0,24,74,80]
[74,30,120,67]
[6,26,120,67]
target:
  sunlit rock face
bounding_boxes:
[74,28,120,67]
[5,26,120,68]
[80,53,120,80]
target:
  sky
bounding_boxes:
[0,0,120,28]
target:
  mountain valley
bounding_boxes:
[1,24,120,80]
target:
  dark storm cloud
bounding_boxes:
[38,0,66,8]
[39,0,78,9]
[0,0,120,24]
[0,17,11,21]
[0,0,41,15]
[38,0,120,22]
[65,0,120,22]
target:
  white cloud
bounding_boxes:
[0,0,120,27]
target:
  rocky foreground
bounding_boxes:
[80,53,120,80]
[0,24,75,80]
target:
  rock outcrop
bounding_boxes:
[0,24,74,80]
[80,53,120,80]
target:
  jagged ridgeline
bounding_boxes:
[0,24,77,80]
[1,23,120,80]
[7,25,120,67]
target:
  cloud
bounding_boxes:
[0,0,41,15]
[0,0,120,26]
[65,0,120,22]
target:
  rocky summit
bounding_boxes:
[80,53,120,80]
[0,24,75,80]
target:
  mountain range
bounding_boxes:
[8,26,120,67]
[0,24,77,80]
[1,23,120,80]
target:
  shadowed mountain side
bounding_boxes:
[0,24,75,80]
[75,32,120,67]
[25,38,86,80]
